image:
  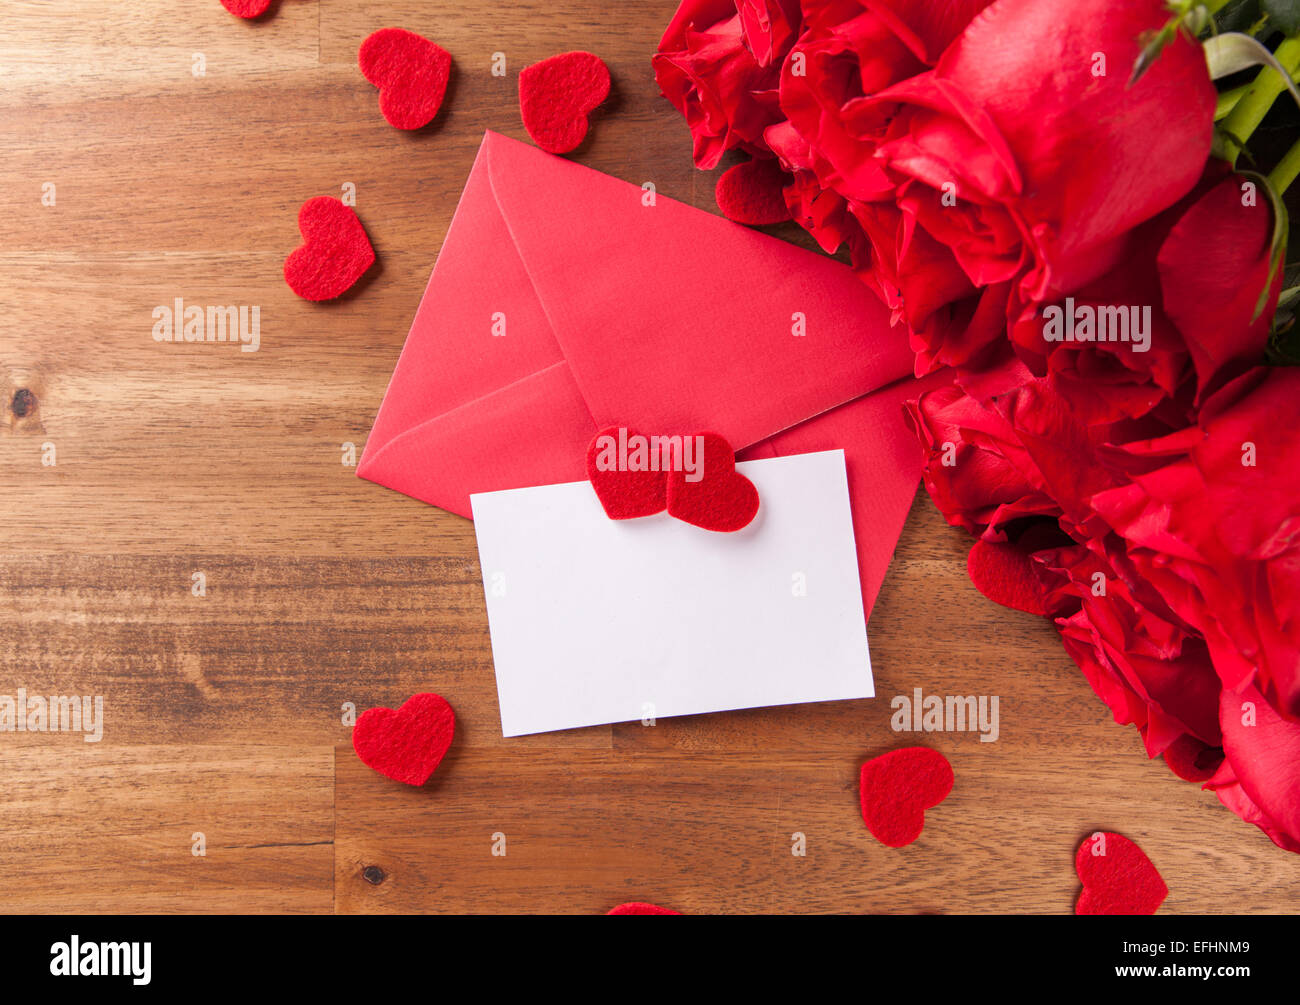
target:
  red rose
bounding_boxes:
[736,0,802,67]
[771,1,994,231]
[888,0,1214,294]
[906,356,1175,544]
[657,0,1300,854]
[1206,683,1300,853]
[654,1,790,169]
[852,0,1216,371]
[777,153,870,258]
[1044,545,1224,757]
[1008,166,1277,425]
[904,367,1059,536]
[1092,366,1300,724]
[1156,170,1280,402]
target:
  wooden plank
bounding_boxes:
[334,747,781,914]
[335,741,1300,914]
[763,748,1300,915]
[0,3,809,255]
[0,744,333,913]
[0,1,319,96]
[0,553,608,749]
[0,247,468,557]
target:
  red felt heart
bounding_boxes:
[586,426,667,520]
[607,902,680,915]
[283,197,375,301]
[1075,831,1168,915]
[666,432,758,532]
[519,51,611,154]
[966,538,1056,616]
[715,158,792,226]
[858,747,954,847]
[358,27,453,131]
[353,693,455,786]
[221,0,272,18]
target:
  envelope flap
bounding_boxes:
[363,136,570,463]
[482,131,914,448]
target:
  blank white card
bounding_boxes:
[470,449,872,736]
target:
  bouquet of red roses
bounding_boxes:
[656,0,1300,852]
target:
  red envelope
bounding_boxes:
[359,131,946,621]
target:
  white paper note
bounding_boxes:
[470,449,872,736]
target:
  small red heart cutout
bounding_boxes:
[221,0,272,18]
[358,27,452,130]
[353,693,455,786]
[519,51,611,154]
[607,902,680,915]
[966,538,1058,616]
[666,432,758,532]
[859,747,954,847]
[586,426,667,520]
[284,197,375,301]
[715,158,792,226]
[1075,831,1168,915]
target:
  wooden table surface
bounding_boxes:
[1,0,1296,915]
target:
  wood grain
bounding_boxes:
[1,0,1297,914]
[0,745,332,913]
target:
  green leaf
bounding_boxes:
[1263,0,1300,35]
[1239,170,1288,321]
[1131,26,1176,86]
[1203,33,1300,110]
[1217,0,1263,35]
[1131,3,1225,86]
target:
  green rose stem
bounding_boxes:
[1269,136,1300,194]
[1221,36,1300,163]
[1216,82,1250,121]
